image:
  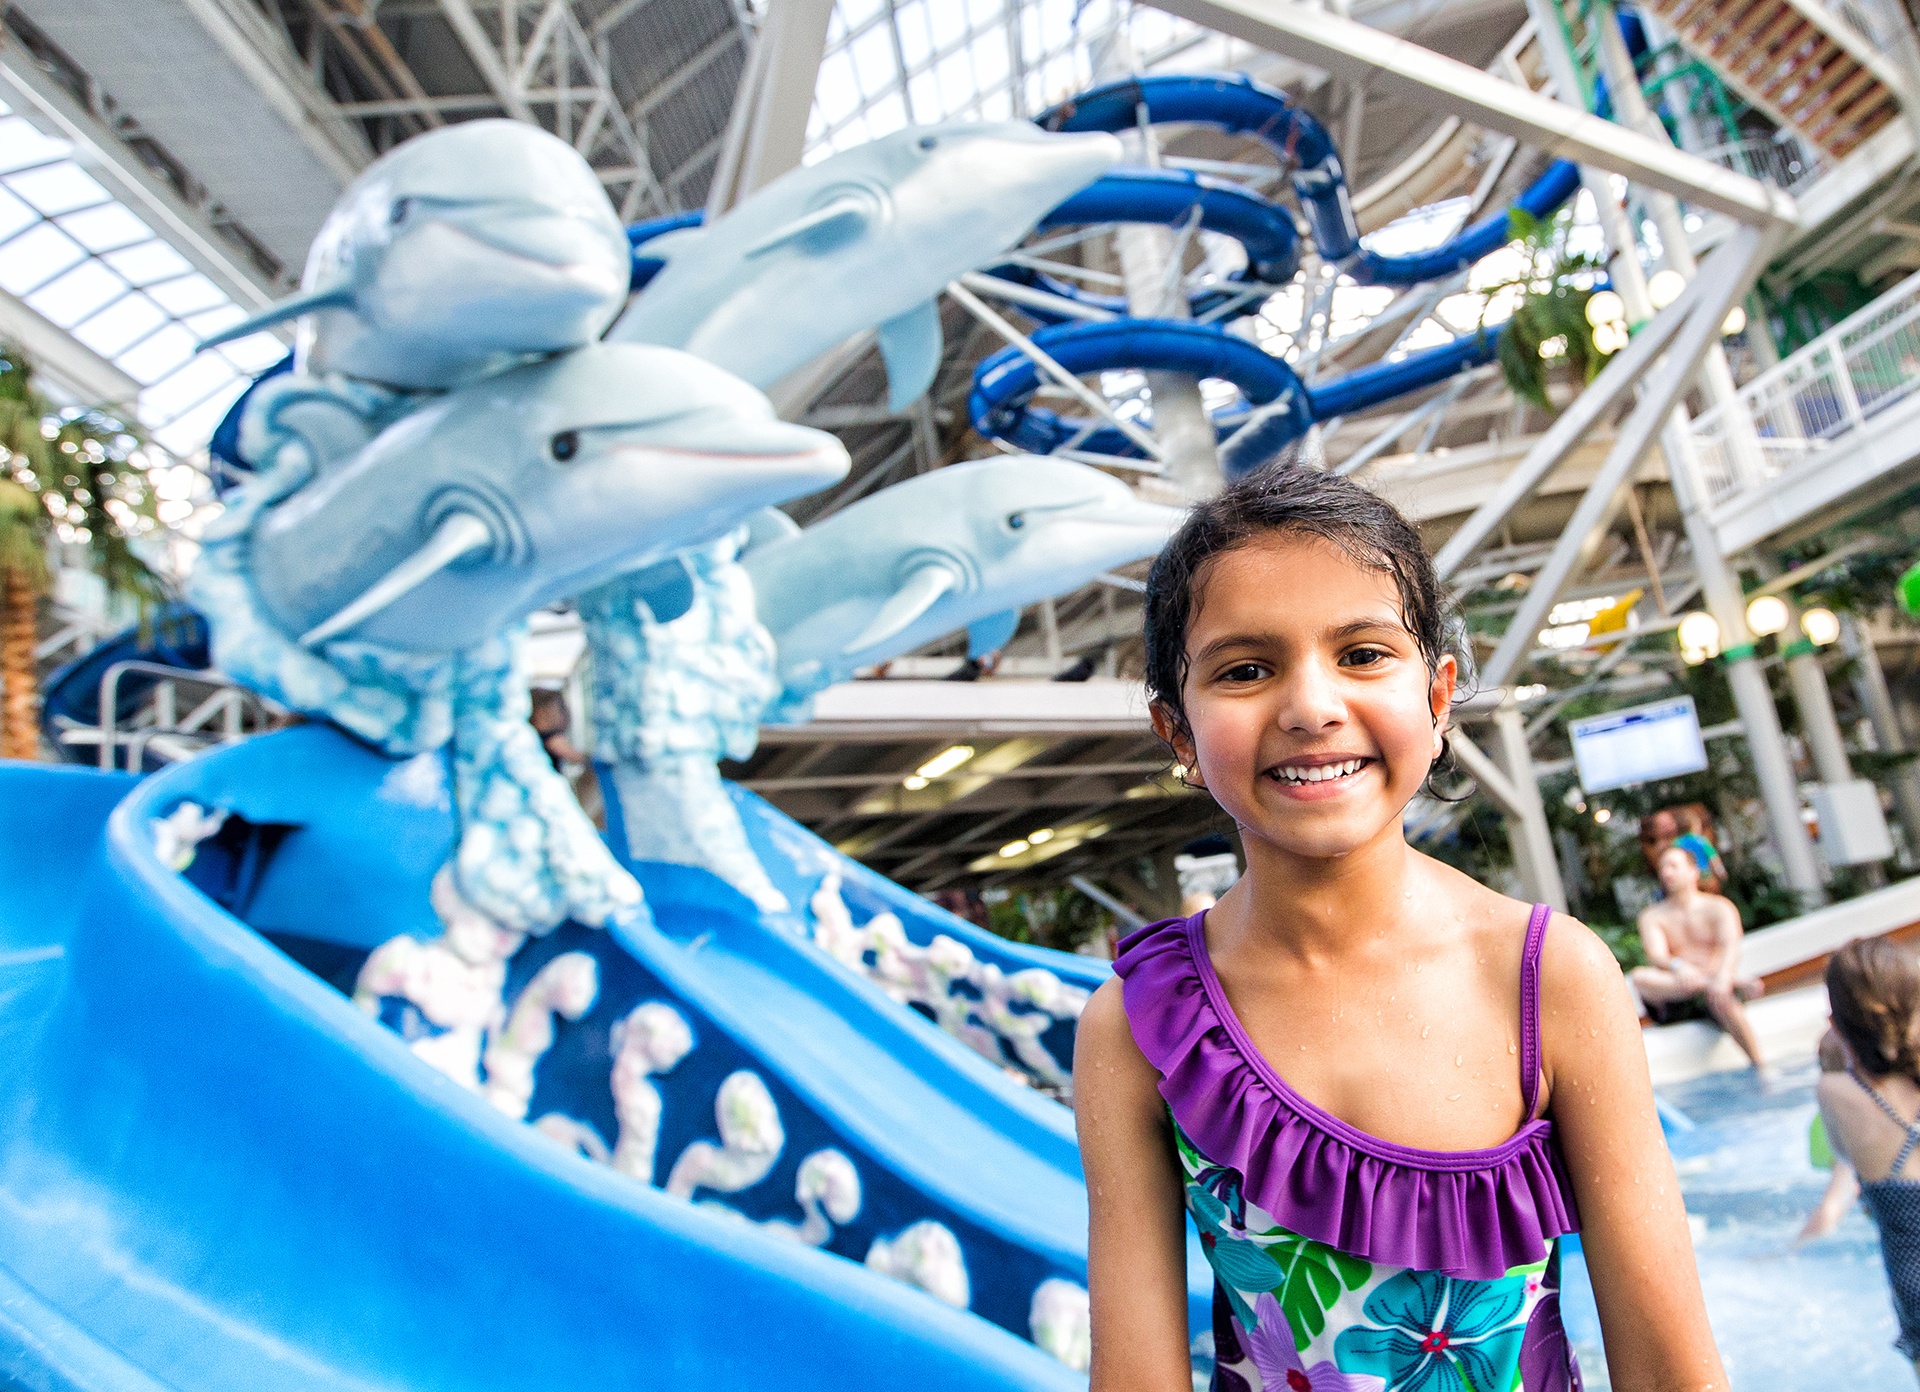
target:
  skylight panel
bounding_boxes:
[0,114,68,173]
[0,184,36,242]
[72,291,168,359]
[58,202,153,254]
[102,239,193,286]
[147,272,230,318]
[116,323,199,386]
[0,222,86,296]
[25,258,127,328]
[6,162,112,216]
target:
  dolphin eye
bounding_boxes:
[1007,512,1025,529]
[918,135,938,150]
[550,430,579,462]
[389,197,413,227]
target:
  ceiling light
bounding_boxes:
[1585,290,1627,326]
[1592,321,1629,354]
[999,840,1030,858]
[916,745,974,779]
[1648,269,1687,308]
[1802,607,1841,646]
[901,775,929,790]
[1677,611,1721,652]
[1028,828,1055,844]
[1594,808,1612,824]
[1722,305,1747,336]
[1745,595,1789,636]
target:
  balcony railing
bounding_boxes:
[1692,267,1920,505]
[1694,134,1828,194]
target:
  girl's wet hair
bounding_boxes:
[1828,937,1920,1079]
[1143,465,1459,746]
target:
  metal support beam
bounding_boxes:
[1493,705,1567,910]
[1151,0,1799,228]
[437,0,534,120]
[705,0,834,217]
[1479,224,1772,688]
[1843,612,1920,864]
[1447,725,1565,908]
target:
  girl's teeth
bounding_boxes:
[1278,759,1364,784]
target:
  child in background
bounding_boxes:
[1075,469,1724,1391]
[1817,938,1920,1379]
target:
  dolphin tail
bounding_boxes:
[842,563,958,655]
[300,512,495,647]
[197,284,355,351]
[878,299,943,412]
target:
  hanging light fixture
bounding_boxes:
[1648,269,1687,308]
[1585,290,1627,326]
[1801,607,1842,646]
[1678,610,1721,664]
[1745,594,1789,636]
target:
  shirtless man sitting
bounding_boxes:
[1630,844,1767,1069]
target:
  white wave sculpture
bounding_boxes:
[762,1149,863,1247]
[665,1069,784,1199]
[483,951,599,1120]
[609,1000,695,1183]
[865,1220,970,1310]
[806,876,1088,1094]
[352,866,528,1089]
[1028,1278,1092,1372]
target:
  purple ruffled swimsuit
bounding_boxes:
[1114,903,1583,1392]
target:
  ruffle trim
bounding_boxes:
[1114,914,1580,1282]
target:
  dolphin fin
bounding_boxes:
[967,609,1020,659]
[628,555,696,624]
[740,506,801,556]
[877,299,943,412]
[300,512,494,647]
[744,196,872,258]
[842,563,958,655]
[197,283,355,350]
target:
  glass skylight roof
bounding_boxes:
[0,97,286,460]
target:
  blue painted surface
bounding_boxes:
[0,744,1093,1391]
[39,603,211,767]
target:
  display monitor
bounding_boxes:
[1569,696,1710,794]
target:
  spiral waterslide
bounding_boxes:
[968,72,1584,477]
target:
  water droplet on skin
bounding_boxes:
[1454,1055,1463,1066]
[1421,1025,1432,1038]
[1447,1093,1462,1101]
[1508,1043,1517,1055]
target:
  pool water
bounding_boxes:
[1561,1059,1911,1389]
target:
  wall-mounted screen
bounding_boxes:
[1569,696,1710,794]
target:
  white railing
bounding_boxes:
[47,661,271,771]
[1694,135,1828,194]
[1692,268,1920,505]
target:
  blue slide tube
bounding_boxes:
[1040,72,1361,261]
[0,743,1089,1391]
[1348,159,1582,285]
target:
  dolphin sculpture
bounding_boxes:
[250,342,849,653]
[202,121,631,390]
[743,459,1186,703]
[607,122,1123,409]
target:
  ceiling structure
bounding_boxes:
[3,0,1901,918]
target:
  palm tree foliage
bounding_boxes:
[0,342,168,758]
[1487,207,1616,411]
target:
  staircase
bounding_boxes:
[1637,0,1904,158]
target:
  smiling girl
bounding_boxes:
[1075,469,1724,1391]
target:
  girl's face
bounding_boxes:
[1159,532,1454,864]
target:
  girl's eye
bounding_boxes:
[1341,647,1388,667]
[1221,662,1266,683]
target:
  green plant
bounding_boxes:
[1484,207,1614,412]
[0,343,166,758]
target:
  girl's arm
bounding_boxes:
[1540,914,1728,1391]
[1075,978,1193,1392]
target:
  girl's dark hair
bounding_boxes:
[1828,937,1920,1079]
[1143,465,1460,745]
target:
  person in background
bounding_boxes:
[1800,1027,1861,1242]
[529,687,604,829]
[1816,938,1920,1380]
[1631,845,1767,1068]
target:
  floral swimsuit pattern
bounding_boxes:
[1180,1121,1575,1392]
[1113,905,1582,1392]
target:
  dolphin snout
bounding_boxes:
[452,208,627,272]
[637,414,851,494]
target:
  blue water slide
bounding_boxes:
[1040,72,1361,262]
[627,210,705,291]
[1348,159,1583,285]
[38,602,211,765]
[0,744,1088,1392]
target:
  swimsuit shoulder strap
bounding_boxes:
[1853,1066,1920,1176]
[1520,902,1552,1120]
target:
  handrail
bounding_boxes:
[93,661,266,771]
